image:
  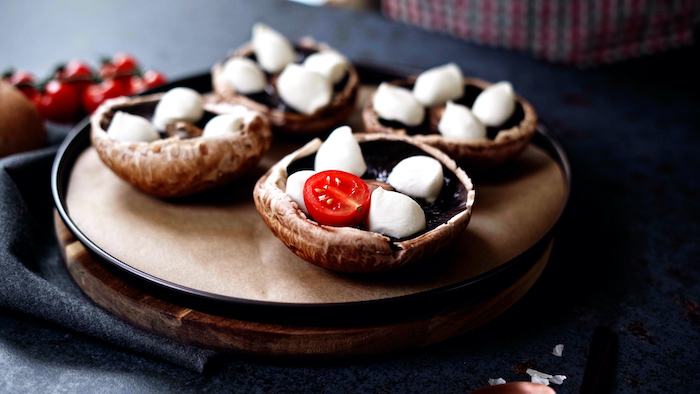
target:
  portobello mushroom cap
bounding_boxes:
[212,37,359,135]
[362,77,538,168]
[253,133,476,273]
[91,93,272,198]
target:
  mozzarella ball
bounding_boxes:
[438,101,487,140]
[286,170,315,216]
[107,111,160,142]
[277,64,333,115]
[387,156,444,202]
[152,87,204,130]
[314,125,366,177]
[372,82,425,127]
[202,107,249,137]
[367,188,426,239]
[251,23,295,74]
[412,63,464,107]
[221,57,267,94]
[471,81,516,127]
[303,51,349,84]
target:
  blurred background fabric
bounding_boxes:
[380,0,699,66]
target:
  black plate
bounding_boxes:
[51,65,571,326]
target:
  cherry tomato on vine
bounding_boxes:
[34,80,80,123]
[59,60,93,82]
[112,53,139,76]
[82,78,129,113]
[129,76,147,95]
[9,70,35,86]
[303,170,371,227]
[58,60,94,96]
[142,70,167,89]
[99,52,140,79]
[6,70,38,101]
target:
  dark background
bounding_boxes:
[1,0,699,392]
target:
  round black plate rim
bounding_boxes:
[51,66,571,326]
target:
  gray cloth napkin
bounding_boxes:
[0,127,220,373]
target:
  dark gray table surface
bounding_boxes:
[1,0,699,392]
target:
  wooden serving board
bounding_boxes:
[55,211,553,357]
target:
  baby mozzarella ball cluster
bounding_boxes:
[284,126,446,239]
[107,87,250,142]
[221,23,350,116]
[372,63,518,140]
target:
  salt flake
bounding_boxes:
[530,375,550,386]
[488,378,506,386]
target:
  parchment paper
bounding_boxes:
[65,88,567,304]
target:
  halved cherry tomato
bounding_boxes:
[303,170,371,227]
[82,78,129,113]
[35,80,80,123]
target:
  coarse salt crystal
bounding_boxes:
[488,378,506,386]
[552,344,564,357]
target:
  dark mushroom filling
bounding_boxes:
[377,83,525,140]
[99,100,219,140]
[240,45,350,114]
[286,140,470,244]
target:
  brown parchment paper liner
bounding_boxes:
[211,37,359,135]
[91,93,273,198]
[253,133,476,273]
[362,77,538,167]
[64,86,566,304]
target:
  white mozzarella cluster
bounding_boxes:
[286,170,315,216]
[221,57,267,94]
[303,51,349,84]
[228,24,350,115]
[314,125,367,176]
[372,83,425,127]
[108,88,250,142]
[284,126,444,239]
[372,62,518,139]
[252,23,295,74]
[107,111,160,142]
[412,63,464,107]
[202,106,250,137]
[152,87,204,131]
[471,81,517,127]
[367,188,426,239]
[437,101,486,140]
[277,64,333,115]
[387,156,444,202]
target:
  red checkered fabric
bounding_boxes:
[381,0,699,66]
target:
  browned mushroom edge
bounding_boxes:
[253,133,476,273]
[211,37,359,135]
[90,93,273,198]
[362,77,538,168]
